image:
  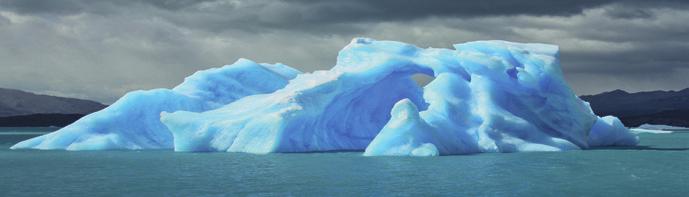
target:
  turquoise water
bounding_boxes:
[1,128,688,196]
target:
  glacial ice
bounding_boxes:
[587,116,640,146]
[12,38,639,156]
[11,59,300,150]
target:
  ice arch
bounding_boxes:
[163,59,438,153]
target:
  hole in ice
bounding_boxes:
[411,73,435,87]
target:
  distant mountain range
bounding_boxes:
[0,88,106,127]
[580,88,689,127]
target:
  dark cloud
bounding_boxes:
[0,0,687,103]
[2,0,685,32]
[604,7,654,19]
[0,0,669,18]
[291,0,610,21]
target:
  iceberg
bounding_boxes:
[12,38,639,156]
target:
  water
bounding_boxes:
[1,128,688,196]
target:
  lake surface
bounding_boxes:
[1,127,688,196]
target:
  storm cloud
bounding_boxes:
[0,0,688,103]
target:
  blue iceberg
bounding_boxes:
[12,38,639,156]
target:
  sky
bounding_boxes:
[0,0,688,104]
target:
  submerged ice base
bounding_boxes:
[12,38,639,156]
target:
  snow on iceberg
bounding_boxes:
[12,38,639,156]
[11,59,300,150]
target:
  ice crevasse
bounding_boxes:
[12,38,639,156]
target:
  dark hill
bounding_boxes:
[0,87,106,117]
[580,88,689,127]
[0,88,106,127]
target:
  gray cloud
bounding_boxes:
[4,0,686,33]
[0,0,687,103]
[0,13,8,25]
